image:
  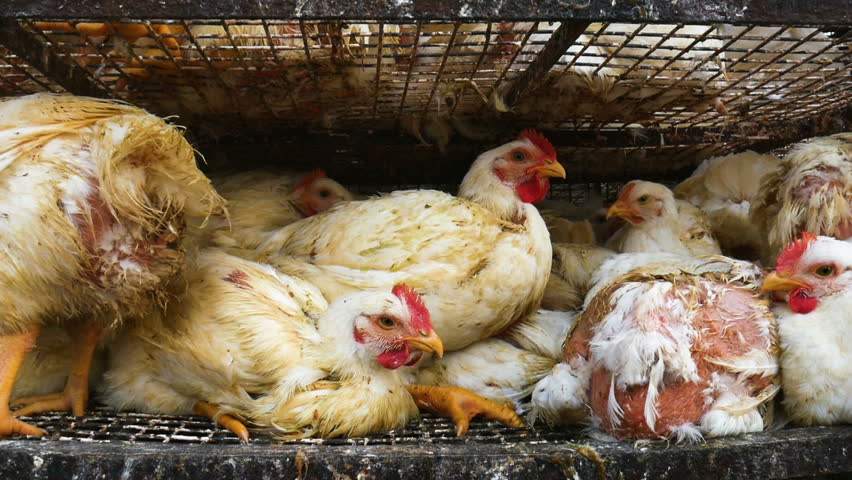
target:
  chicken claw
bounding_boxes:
[0,329,45,438]
[194,401,250,443]
[406,384,524,436]
[12,321,102,417]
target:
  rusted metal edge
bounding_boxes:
[0,19,111,98]
[1,0,851,25]
[499,21,590,109]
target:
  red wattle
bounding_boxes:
[789,288,819,314]
[516,175,550,204]
[378,344,411,370]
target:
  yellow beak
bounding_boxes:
[529,159,567,179]
[402,331,444,358]
[760,271,811,294]
[607,201,642,222]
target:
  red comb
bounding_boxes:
[776,232,817,275]
[294,169,327,190]
[392,284,432,332]
[519,129,557,160]
[617,182,637,201]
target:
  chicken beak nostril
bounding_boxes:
[402,332,444,358]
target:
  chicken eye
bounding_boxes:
[637,195,650,204]
[378,316,396,329]
[814,265,836,277]
[319,190,331,198]
[511,150,526,162]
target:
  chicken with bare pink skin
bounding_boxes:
[531,253,780,441]
[0,93,224,438]
[751,133,852,265]
[760,233,852,426]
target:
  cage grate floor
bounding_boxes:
[11,408,584,446]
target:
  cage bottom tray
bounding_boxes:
[0,409,849,479]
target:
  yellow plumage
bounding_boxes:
[675,151,781,259]
[101,249,419,438]
[0,93,224,334]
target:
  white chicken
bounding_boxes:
[675,151,781,260]
[759,234,852,426]
[102,248,521,440]
[751,133,852,265]
[0,94,224,437]
[203,169,353,249]
[411,310,575,408]
[258,130,565,352]
[542,243,615,312]
[606,180,721,257]
[531,253,780,441]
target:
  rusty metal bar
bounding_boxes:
[499,20,590,109]
[219,20,280,120]
[449,22,491,115]
[0,49,63,93]
[180,20,246,119]
[0,18,110,97]
[397,21,423,115]
[421,22,461,115]
[371,23,384,119]
[479,21,538,113]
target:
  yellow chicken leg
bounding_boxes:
[406,385,525,436]
[12,321,102,417]
[0,329,46,438]
[193,401,250,443]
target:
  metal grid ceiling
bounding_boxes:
[0,20,847,133]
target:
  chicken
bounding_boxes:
[531,253,780,441]
[411,310,575,408]
[675,151,781,260]
[537,189,609,244]
[203,169,353,250]
[542,243,615,312]
[606,180,721,257]
[0,93,224,438]
[751,133,852,265]
[759,234,852,426]
[102,249,520,440]
[258,130,566,352]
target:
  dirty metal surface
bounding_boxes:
[0,409,849,480]
[2,0,851,25]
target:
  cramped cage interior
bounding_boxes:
[0,1,851,478]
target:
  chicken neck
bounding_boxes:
[12,320,103,417]
[0,327,45,437]
[458,152,528,223]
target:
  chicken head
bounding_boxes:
[762,233,852,313]
[349,284,444,370]
[288,169,354,216]
[607,181,677,226]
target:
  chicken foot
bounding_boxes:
[0,328,46,438]
[406,384,524,436]
[193,401,250,443]
[12,321,103,417]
